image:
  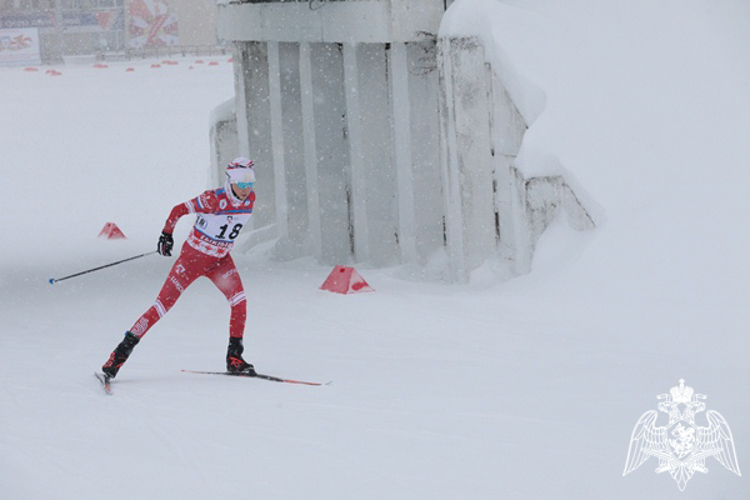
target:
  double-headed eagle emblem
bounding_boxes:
[623,380,741,490]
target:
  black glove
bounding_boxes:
[157,231,174,256]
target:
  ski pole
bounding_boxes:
[49,250,159,285]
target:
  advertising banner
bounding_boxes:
[0,27,41,66]
[0,12,110,30]
[0,14,53,30]
[128,0,180,49]
[94,11,125,31]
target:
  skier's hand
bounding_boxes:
[157,231,174,256]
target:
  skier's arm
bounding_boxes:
[162,203,190,235]
[157,191,218,257]
[162,191,218,234]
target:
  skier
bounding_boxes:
[101,157,257,379]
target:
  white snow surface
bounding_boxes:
[2,2,749,498]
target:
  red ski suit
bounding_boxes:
[129,186,255,340]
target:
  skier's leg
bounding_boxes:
[129,249,204,338]
[101,331,139,379]
[206,255,254,374]
[102,245,206,378]
[206,254,247,340]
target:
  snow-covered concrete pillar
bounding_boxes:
[437,36,496,282]
[309,42,351,265]
[343,42,370,262]
[209,97,238,188]
[356,43,399,267]
[235,41,275,230]
[389,42,418,264]
[299,41,322,261]
[267,41,288,241]
[232,44,251,161]
[487,68,530,275]
[272,41,310,261]
[406,40,444,266]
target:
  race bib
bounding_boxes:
[195,213,250,243]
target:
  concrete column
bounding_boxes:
[406,41,444,265]
[437,37,466,282]
[309,42,351,264]
[209,97,238,188]
[233,43,252,160]
[488,68,530,275]
[299,41,322,260]
[343,42,370,262]
[274,42,309,260]
[389,42,418,264]
[357,43,398,267]
[267,41,288,239]
[437,36,496,282]
[241,42,275,230]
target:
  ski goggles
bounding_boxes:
[236,182,254,189]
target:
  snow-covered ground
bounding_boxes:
[1,1,749,498]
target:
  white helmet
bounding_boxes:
[226,157,256,185]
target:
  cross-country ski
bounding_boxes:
[94,372,113,395]
[181,369,330,386]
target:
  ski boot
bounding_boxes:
[102,331,140,379]
[227,337,256,375]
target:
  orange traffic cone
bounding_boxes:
[320,266,374,294]
[98,222,127,239]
